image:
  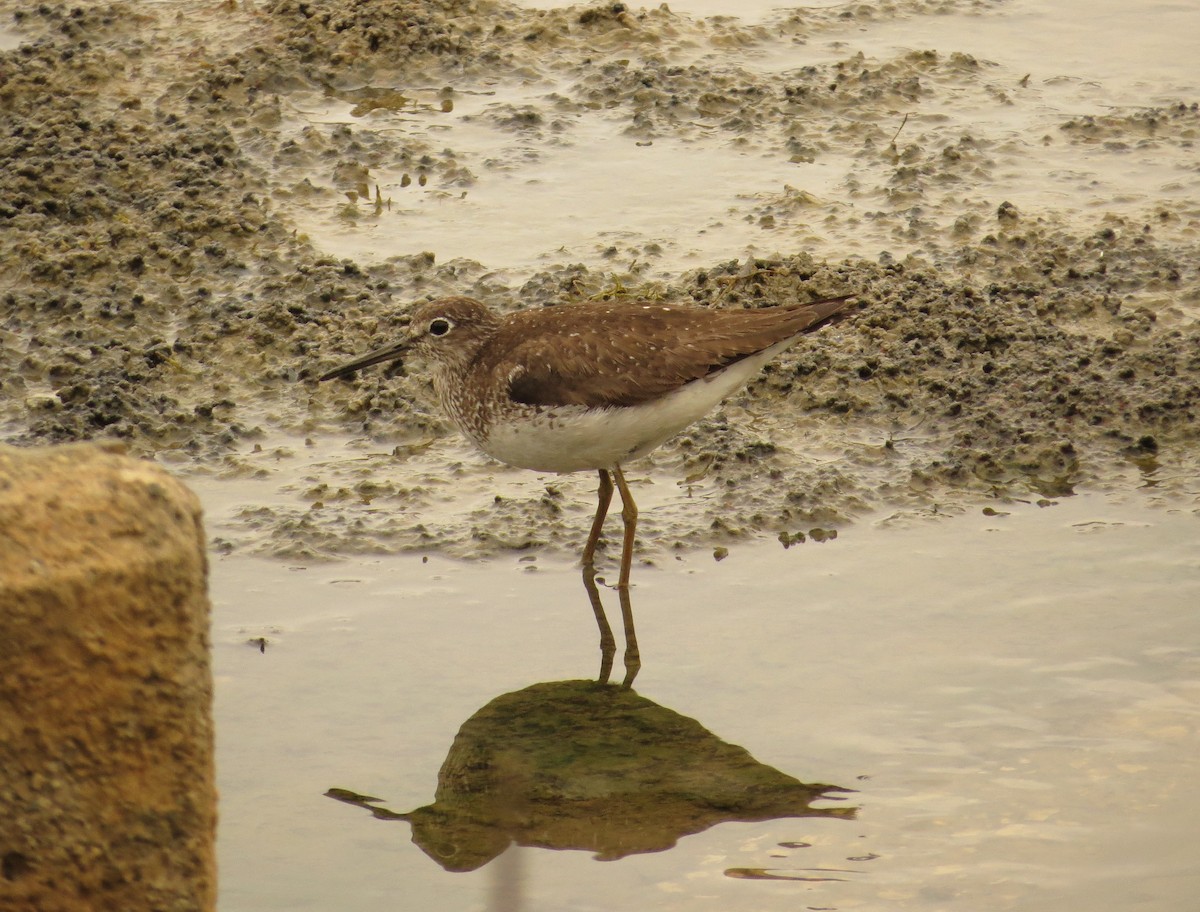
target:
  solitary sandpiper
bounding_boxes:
[319,293,858,587]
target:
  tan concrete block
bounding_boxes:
[0,442,215,912]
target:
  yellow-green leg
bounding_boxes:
[582,469,613,569]
[612,465,638,591]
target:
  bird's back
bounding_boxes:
[476,296,854,410]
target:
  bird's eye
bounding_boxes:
[428,318,452,337]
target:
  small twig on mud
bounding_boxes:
[890,112,910,145]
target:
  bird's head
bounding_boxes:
[318,296,500,381]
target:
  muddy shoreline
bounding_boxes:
[2,0,1197,561]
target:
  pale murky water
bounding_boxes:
[209,484,1200,911]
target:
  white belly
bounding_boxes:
[464,339,793,473]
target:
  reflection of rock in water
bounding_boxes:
[332,680,855,872]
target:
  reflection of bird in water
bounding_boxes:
[581,564,639,688]
[318,294,858,588]
[327,680,856,872]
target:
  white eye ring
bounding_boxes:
[428,317,453,337]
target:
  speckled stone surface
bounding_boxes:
[0,442,215,912]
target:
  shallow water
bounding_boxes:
[209,488,1200,911]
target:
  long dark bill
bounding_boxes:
[318,341,409,382]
